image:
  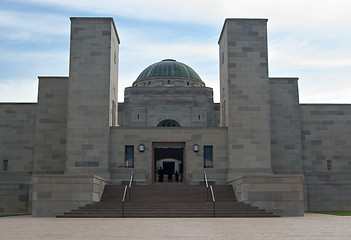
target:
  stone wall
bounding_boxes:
[122,87,215,127]
[214,103,220,127]
[32,174,108,216]
[219,19,272,181]
[65,18,119,179]
[110,127,228,184]
[33,77,68,174]
[301,104,351,211]
[0,103,36,172]
[305,181,351,211]
[233,174,304,216]
[0,173,32,213]
[269,78,303,174]
[0,103,36,213]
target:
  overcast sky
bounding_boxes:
[0,0,350,103]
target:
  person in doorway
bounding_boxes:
[175,171,179,182]
[158,167,164,182]
[179,163,183,182]
[168,170,172,182]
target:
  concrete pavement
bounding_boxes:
[0,213,350,239]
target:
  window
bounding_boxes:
[3,160,8,171]
[125,146,134,168]
[327,160,332,171]
[111,100,116,126]
[157,119,181,127]
[204,146,213,168]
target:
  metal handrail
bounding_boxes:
[122,171,134,218]
[204,172,216,217]
[128,171,134,201]
[204,172,208,200]
[122,185,128,218]
[210,185,216,217]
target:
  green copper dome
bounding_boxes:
[133,59,205,87]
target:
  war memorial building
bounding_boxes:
[1,17,351,217]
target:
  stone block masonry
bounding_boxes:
[65,18,120,179]
[301,104,351,211]
[33,77,68,174]
[269,78,303,174]
[219,19,272,181]
[0,103,36,213]
[32,174,108,217]
[233,174,304,216]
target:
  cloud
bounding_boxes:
[299,76,351,104]
[0,9,69,42]
[0,79,38,102]
[14,0,351,32]
[1,0,351,103]
[0,49,69,78]
[267,28,351,104]
[14,0,224,24]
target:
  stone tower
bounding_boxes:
[218,19,272,181]
[65,18,120,179]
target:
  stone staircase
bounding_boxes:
[57,183,279,218]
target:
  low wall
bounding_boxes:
[32,174,108,217]
[0,174,32,213]
[306,180,351,211]
[233,174,304,216]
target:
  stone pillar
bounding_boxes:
[219,19,272,181]
[65,18,120,179]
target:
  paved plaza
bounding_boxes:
[0,213,350,239]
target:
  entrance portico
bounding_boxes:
[152,142,185,183]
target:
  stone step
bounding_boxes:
[58,184,279,218]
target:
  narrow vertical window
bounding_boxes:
[204,146,213,168]
[125,146,134,168]
[111,100,116,126]
[198,115,201,120]
[3,160,8,171]
[327,160,332,171]
[137,114,140,120]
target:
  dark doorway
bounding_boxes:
[163,161,175,182]
[153,143,185,183]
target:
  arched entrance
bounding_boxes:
[152,142,185,183]
[157,119,181,127]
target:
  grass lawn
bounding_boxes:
[310,211,351,216]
